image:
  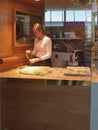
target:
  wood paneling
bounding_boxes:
[1,81,90,130]
[17,0,85,10]
[0,0,44,58]
[0,56,27,72]
[0,1,12,57]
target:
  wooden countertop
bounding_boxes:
[0,67,91,81]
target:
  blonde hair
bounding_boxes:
[32,23,45,34]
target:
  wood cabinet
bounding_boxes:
[0,79,90,130]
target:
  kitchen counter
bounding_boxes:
[0,67,91,81]
[0,66,91,130]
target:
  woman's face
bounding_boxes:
[33,29,44,40]
[33,29,41,37]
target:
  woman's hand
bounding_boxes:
[29,58,41,64]
[26,50,32,59]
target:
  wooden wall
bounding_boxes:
[1,81,90,130]
[0,0,44,71]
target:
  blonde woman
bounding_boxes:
[26,23,52,66]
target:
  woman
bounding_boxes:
[26,23,52,66]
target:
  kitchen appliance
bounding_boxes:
[51,52,73,67]
[51,50,84,67]
[68,50,84,66]
[64,32,76,39]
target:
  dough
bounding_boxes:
[65,66,91,75]
[19,66,52,76]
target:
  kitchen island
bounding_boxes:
[0,66,91,81]
[0,66,91,130]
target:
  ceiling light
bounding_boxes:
[34,0,40,2]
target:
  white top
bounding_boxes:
[32,36,52,61]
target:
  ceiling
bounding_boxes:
[16,0,92,10]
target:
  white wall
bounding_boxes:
[90,82,98,130]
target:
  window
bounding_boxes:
[45,10,64,26]
[66,9,92,22]
[51,11,64,22]
[86,10,92,22]
[45,9,92,26]
[45,10,51,22]
[66,10,74,21]
[75,10,85,21]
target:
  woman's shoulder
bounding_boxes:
[44,35,51,41]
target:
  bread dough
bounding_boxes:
[65,66,91,75]
[19,66,52,76]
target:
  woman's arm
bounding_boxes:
[40,38,52,61]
